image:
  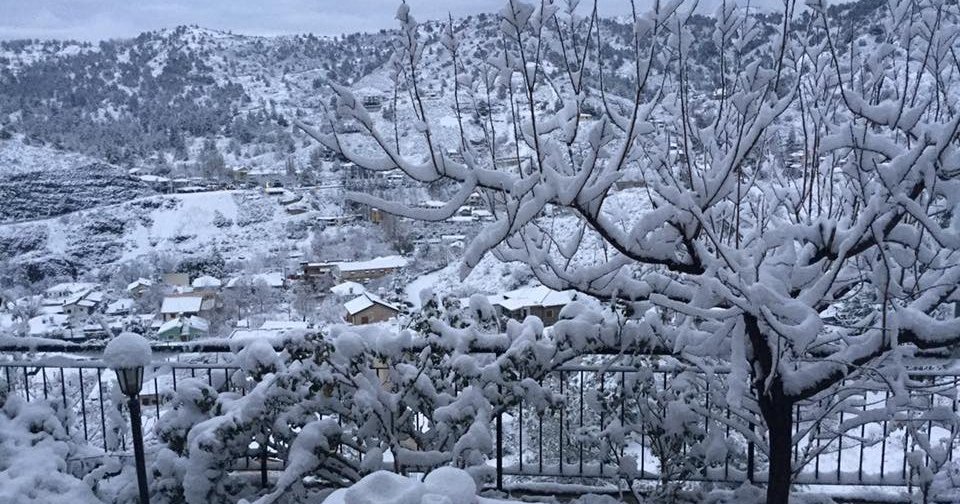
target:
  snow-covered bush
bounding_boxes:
[902,401,960,504]
[151,379,222,503]
[0,393,102,503]
[321,468,478,504]
[149,297,587,504]
[588,366,727,499]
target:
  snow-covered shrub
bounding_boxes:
[212,210,233,228]
[233,193,276,227]
[155,298,577,504]
[583,359,732,500]
[0,393,102,503]
[151,379,222,503]
[321,468,478,504]
[901,402,960,504]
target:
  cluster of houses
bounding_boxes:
[12,248,580,344]
[21,270,286,341]
[298,255,409,325]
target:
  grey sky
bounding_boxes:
[0,0,646,41]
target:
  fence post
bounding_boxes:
[496,385,504,491]
[260,447,268,489]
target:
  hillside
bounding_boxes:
[0,1,888,170]
[0,189,337,283]
[0,137,154,223]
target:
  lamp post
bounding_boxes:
[104,332,153,504]
[115,365,150,504]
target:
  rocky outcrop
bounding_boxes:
[0,162,154,224]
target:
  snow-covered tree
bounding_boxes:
[296,0,960,502]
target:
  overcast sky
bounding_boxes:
[0,0,791,42]
[0,0,646,41]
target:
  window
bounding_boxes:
[545,309,554,319]
[361,316,369,324]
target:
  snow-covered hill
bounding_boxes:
[0,188,337,282]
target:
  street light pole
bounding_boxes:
[127,394,150,504]
[104,332,153,504]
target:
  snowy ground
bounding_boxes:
[0,189,322,272]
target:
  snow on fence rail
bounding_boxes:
[0,353,957,493]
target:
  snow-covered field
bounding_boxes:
[0,188,329,273]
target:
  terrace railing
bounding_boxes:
[1,342,958,498]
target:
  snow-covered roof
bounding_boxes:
[127,278,153,291]
[45,282,98,297]
[330,281,365,297]
[280,193,302,205]
[158,315,209,335]
[226,271,285,288]
[28,314,69,336]
[344,293,400,316]
[63,290,91,306]
[491,286,575,311]
[106,298,135,315]
[229,328,296,344]
[335,255,408,273]
[62,289,103,307]
[160,296,204,314]
[191,275,222,288]
[138,174,170,183]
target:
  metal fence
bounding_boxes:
[0,357,239,463]
[495,363,960,490]
[1,352,958,496]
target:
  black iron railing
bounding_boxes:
[1,347,957,497]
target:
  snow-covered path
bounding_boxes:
[405,269,445,309]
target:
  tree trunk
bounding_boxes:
[745,315,795,504]
[760,394,794,504]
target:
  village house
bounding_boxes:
[333,255,408,283]
[137,174,173,192]
[105,298,135,316]
[286,202,310,215]
[126,278,153,296]
[344,293,400,325]
[44,282,99,301]
[298,262,337,282]
[445,148,465,163]
[159,295,210,321]
[138,374,177,407]
[488,286,576,326]
[62,290,105,318]
[157,316,210,341]
[362,95,383,111]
